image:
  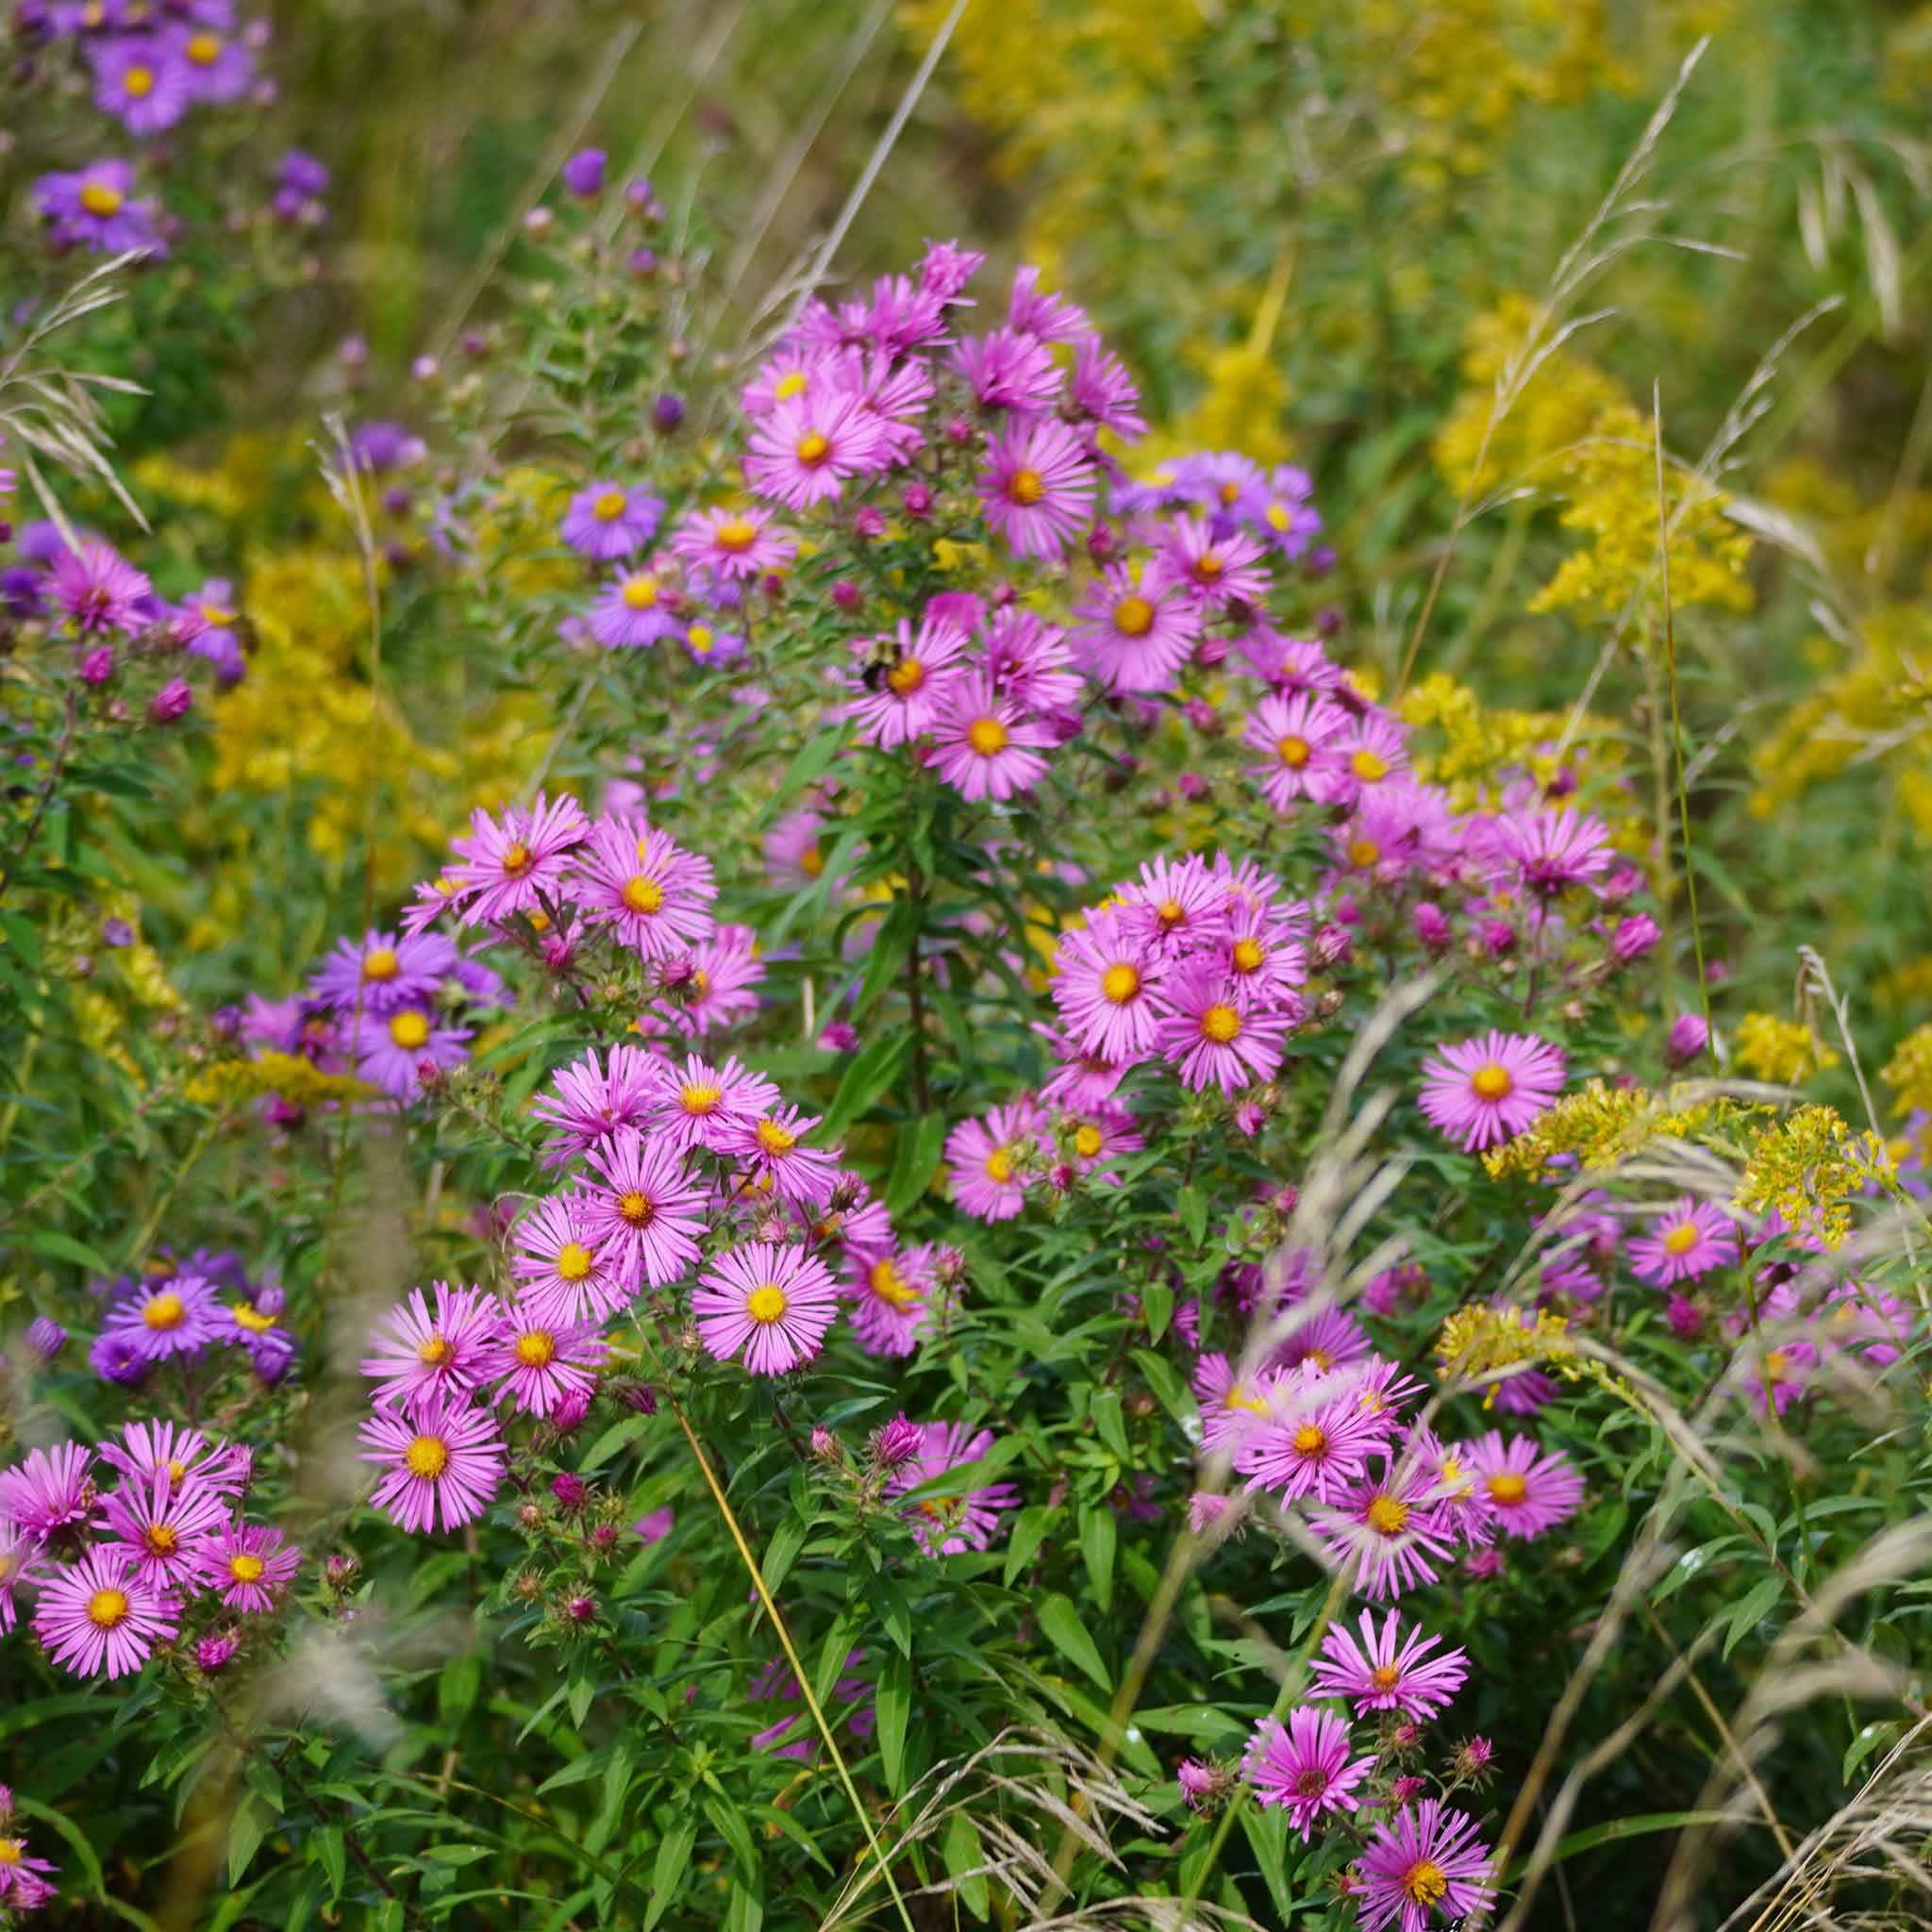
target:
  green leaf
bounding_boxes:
[1500,1810,1759,1883]
[1004,1504,1053,1586]
[312,1826,347,1905]
[568,1673,596,1728]
[942,1812,991,1920]
[818,1034,911,1141]
[1177,1186,1208,1249]
[1240,1799,1296,1922]
[1079,1504,1117,1612]
[763,1514,808,1596]
[1091,1389,1129,1462]
[439,1651,482,1725]
[642,1819,697,1930]
[226,1792,268,1887]
[770,723,848,812]
[875,1650,911,1793]
[1722,1576,1785,1659]
[883,1112,948,1216]
[1844,1720,1904,1785]
[16,1228,116,1275]
[1037,1591,1111,1692]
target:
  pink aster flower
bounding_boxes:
[308,927,457,1015]
[509,1193,624,1323]
[588,564,685,649]
[1192,1353,1285,1456]
[1158,515,1268,612]
[1234,1382,1384,1503]
[1243,691,1349,811]
[572,817,717,960]
[103,1273,220,1363]
[92,37,192,135]
[98,1421,243,1499]
[691,1243,840,1375]
[0,1527,47,1632]
[952,326,1061,412]
[742,391,887,508]
[195,1522,299,1611]
[360,1281,498,1418]
[1418,1031,1566,1152]
[99,1468,225,1582]
[1466,1429,1584,1539]
[360,1393,507,1535]
[353,1004,472,1098]
[763,810,828,891]
[1069,559,1198,693]
[1067,338,1145,441]
[1321,708,1411,808]
[976,416,1094,560]
[722,1104,840,1208]
[482,1305,606,1419]
[1356,1800,1495,1932]
[671,505,795,582]
[1496,803,1615,898]
[0,1441,97,1544]
[886,1422,1020,1555]
[531,1043,662,1167]
[1311,1608,1472,1720]
[843,1244,936,1357]
[1628,1196,1736,1286]
[447,792,589,926]
[645,1050,780,1154]
[1051,910,1166,1063]
[1243,1707,1374,1840]
[944,1099,1044,1221]
[1328,780,1459,890]
[1064,1100,1143,1183]
[928,675,1052,802]
[560,481,663,560]
[1315,1461,1457,1600]
[170,21,255,103]
[50,538,153,636]
[35,1542,179,1679]
[578,1128,706,1288]
[984,608,1081,713]
[1153,958,1288,1093]
[1122,853,1228,955]
[845,611,969,748]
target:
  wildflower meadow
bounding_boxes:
[6,3,1932,1927]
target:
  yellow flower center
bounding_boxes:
[1350,749,1389,782]
[705,514,756,553]
[145,1524,178,1556]
[405,1435,449,1480]
[1192,551,1224,581]
[622,874,665,914]
[985,1147,1015,1184]
[1008,467,1045,506]
[1157,898,1187,928]
[794,431,831,467]
[800,845,824,878]
[389,1010,430,1050]
[679,1081,722,1115]
[1470,1064,1513,1102]
[87,1588,130,1629]
[166,1459,187,1483]
[592,489,627,521]
[417,1333,452,1365]
[1371,1662,1402,1690]
[1225,1384,1269,1417]
[1266,501,1294,533]
[1114,594,1155,637]
[501,841,532,876]
[198,603,237,625]
[363,947,400,981]
[1074,1124,1104,1159]
[1662,1223,1701,1257]
[688,625,714,654]
[756,1118,796,1155]
[80,181,125,217]
[124,64,155,97]
[555,1242,594,1283]
[1218,479,1241,506]
[619,1190,655,1226]
[773,371,809,402]
[1400,1860,1449,1908]
[886,657,926,696]
[186,33,222,64]
[1487,1472,1528,1507]
[232,1303,277,1333]
[1292,1424,1327,1456]
[870,1258,919,1309]
[1366,1495,1409,1537]
[621,574,660,611]
[966,717,1009,757]
[515,1329,557,1368]
[1348,839,1381,870]
[1100,962,1141,1004]
[1276,733,1311,769]
[1232,938,1265,974]
[229,1553,265,1583]
[0,1840,19,1865]
[1764,1349,1790,1381]
[745,1285,789,1324]
[144,1291,185,1331]
[1199,1004,1241,1044]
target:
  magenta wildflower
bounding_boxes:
[976,417,1093,560]
[589,565,685,648]
[447,792,589,926]
[1628,1196,1736,1285]
[845,612,968,747]
[1311,1608,1471,1720]
[92,36,192,134]
[1192,1353,1283,1455]
[1356,1801,1495,1932]
[560,481,663,560]
[0,1441,96,1545]
[49,539,152,636]
[1123,853,1228,954]
[170,21,254,102]
[359,1394,507,1534]
[1069,559,1198,693]
[1323,708,1411,807]
[645,1050,780,1155]
[1067,338,1145,440]
[309,928,456,1014]
[531,1042,661,1167]
[742,392,886,508]
[0,1814,54,1902]
[578,1129,706,1288]
[691,1243,840,1375]
[720,1104,839,1208]
[1153,958,1287,1092]
[509,1194,624,1324]
[886,1422,1020,1555]
[1244,1707,1374,1840]
[35,1542,178,1679]
[1496,803,1615,896]
[483,1306,605,1420]
[195,1522,299,1611]
[1234,1384,1384,1503]
[103,1274,219,1363]
[0,1528,44,1633]
[1051,910,1165,1062]
[1315,1463,1457,1600]
[353,1004,472,1097]
[1159,515,1268,611]
[1176,1758,1227,1810]
[34,158,163,252]
[99,1420,243,1499]
[572,817,718,960]
[1243,691,1348,810]
[671,505,795,582]
[1418,1031,1566,1152]
[944,1101,1043,1221]
[952,327,1061,412]
[843,1245,935,1357]
[360,1282,498,1417]
[1466,1430,1585,1538]
[99,1469,225,1583]
[985,608,1081,711]
[927,676,1052,801]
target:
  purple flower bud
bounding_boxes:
[524,206,555,237]
[1599,863,1643,905]
[551,1472,588,1510]
[563,1592,596,1624]
[852,505,886,541]
[25,1316,66,1361]
[808,1425,841,1463]
[1047,1159,1075,1191]
[1544,764,1578,799]
[148,678,193,724]
[628,246,658,276]
[1610,912,1661,963]
[1232,1100,1264,1137]
[625,175,656,208]
[560,148,607,197]
[871,1413,922,1468]
[1187,1491,1233,1534]
[1086,523,1118,563]
[633,1507,674,1545]
[196,1632,241,1673]
[1666,1294,1703,1339]
[1665,1012,1708,1068]
[410,355,440,382]
[1176,1758,1230,1810]
[817,1021,859,1053]
[101,917,134,947]
[552,1389,591,1434]
[902,482,933,520]
[828,579,861,613]
[652,393,685,432]
[590,1523,618,1553]
[618,1381,658,1414]
[1182,698,1220,736]
[1193,634,1229,670]
[1412,901,1452,950]
[1481,919,1516,958]
[79,644,115,685]
[1311,923,1353,971]
[323,1552,358,1592]
[1176,772,1208,801]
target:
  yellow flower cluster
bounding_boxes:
[1732,1011,1840,1087]
[1482,1078,1719,1180]
[1435,1302,1573,1379]
[182,1052,372,1111]
[1734,1105,1895,1251]
[1881,1024,1932,1117]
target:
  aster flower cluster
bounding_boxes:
[0,1419,296,1685]
[73,1247,297,1389]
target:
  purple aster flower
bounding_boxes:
[0,1527,47,1634]
[977,417,1093,560]
[1176,1757,1230,1810]
[844,611,969,748]
[560,481,663,561]
[1666,1012,1709,1067]
[1152,957,1288,1093]
[102,1274,219,1362]
[25,1317,67,1362]
[359,1393,507,1535]
[483,1305,604,1420]
[352,1004,472,1098]
[0,1441,97,1543]
[196,1630,241,1672]
[35,1542,179,1679]
[587,564,684,648]
[100,1419,244,1498]
[561,147,607,196]
[168,20,253,101]
[1243,1707,1374,1840]
[360,1282,498,1418]
[49,539,152,635]
[691,1243,840,1375]
[1357,1801,1495,1932]
[927,675,1053,802]
[1310,1608,1471,1720]
[885,1422,1021,1555]
[1467,1429,1585,1539]
[1314,1459,1457,1600]
[577,1128,706,1290]
[443,791,589,928]
[91,36,192,133]
[195,1521,299,1610]
[33,158,164,253]
[308,927,458,1014]
[99,1468,225,1582]
[1628,1197,1736,1286]
[1610,912,1661,962]
[147,678,193,724]
[1418,1031,1566,1152]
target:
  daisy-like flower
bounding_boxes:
[195,1522,299,1611]
[447,792,589,926]
[589,565,685,649]
[845,612,969,748]
[1466,1430,1585,1539]
[1243,464,1323,558]
[721,1105,840,1208]
[35,1542,179,1679]
[354,1004,472,1098]
[1495,803,1615,898]
[668,924,764,1035]
[509,1194,623,1323]
[1356,1801,1495,1932]
[308,928,456,1014]
[843,1244,936,1357]
[360,1393,507,1535]
[1321,708,1411,808]
[92,36,192,134]
[1158,515,1269,611]
[1222,900,1307,1010]
[645,1050,780,1154]
[886,1422,1021,1556]
[985,608,1082,712]
[0,1441,97,1543]
[1315,1462,1457,1600]
[927,676,1053,803]
[1123,853,1228,955]
[482,1306,605,1419]
[1067,337,1145,441]
[1051,910,1165,1063]
[1418,1031,1566,1153]
[1244,691,1349,812]
[743,391,886,509]
[103,1273,220,1363]
[531,1042,661,1167]
[944,1100,1044,1222]
[1628,1196,1736,1286]
[671,504,795,582]
[1153,958,1288,1093]
[99,1468,225,1582]
[360,1281,498,1417]
[1310,1608,1472,1720]
[560,481,663,560]
[579,1128,707,1288]
[952,326,1061,412]
[976,417,1094,560]
[1234,1382,1384,1503]
[1064,1100,1143,1184]
[33,158,164,253]
[1243,1708,1374,1840]
[764,810,827,891]
[0,1527,47,1632]
[1069,559,1198,694]
[691,1243,840,1374]
[169,20,255,102]
[98,1420,243,1499]
[1191,1353,1285,1455]
[573,817,718,961]
[49,538,153,635]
